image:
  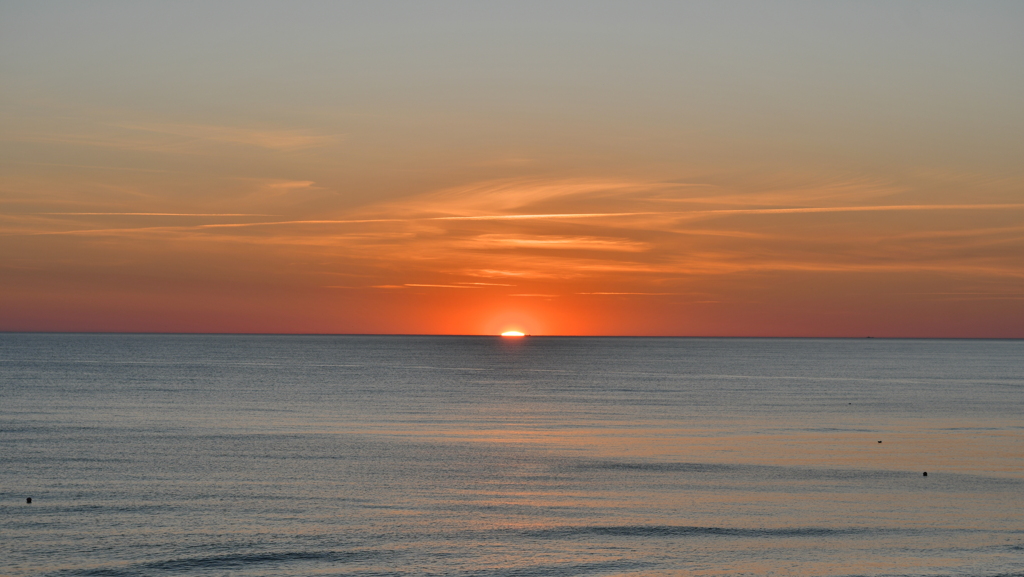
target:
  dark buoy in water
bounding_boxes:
[923,472,928,476]
[26,497,31,504]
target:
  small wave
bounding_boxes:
[522,525,877,539]
[453,558,653,577]
[573,461,736,473]
[52,549,396,576]
[567,459,1024,487]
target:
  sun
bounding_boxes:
[500,331,526,337]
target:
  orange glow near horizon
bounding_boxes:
[501,331,526,337]
[2,174,1023,337]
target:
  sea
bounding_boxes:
[1,334,1022,577]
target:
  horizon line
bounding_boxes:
[0,331,1019,340]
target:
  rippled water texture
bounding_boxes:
[2,335,1022,576]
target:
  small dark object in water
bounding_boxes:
[878,440,882,443]
[923,472,928,476]
[26,497,31,504]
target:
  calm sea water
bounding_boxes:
[2,334,1022,577]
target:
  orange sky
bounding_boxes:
[2,3,1023,336]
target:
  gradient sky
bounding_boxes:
[2,1,1023,336]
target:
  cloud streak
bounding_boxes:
[119,123,340,151]
[27,202,1022,234]
[37,213,277,217]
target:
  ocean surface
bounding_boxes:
[1,334,1022,577]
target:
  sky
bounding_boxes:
[2,1,1023,337]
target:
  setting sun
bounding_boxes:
[500,331,526,337]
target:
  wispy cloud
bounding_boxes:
[577,292,677,295]
[696,204,1024,216]
[119,123,339,151]
[404,284,479,289]
[262,180,317,190]
[433,212,657,221]
[467,235,649,252]
[467,269,565,279]
[12,123,339,154]
[367,178,676,218]
[37,212,276,217]
[8,161,171,173]
[31,202,1019,235]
